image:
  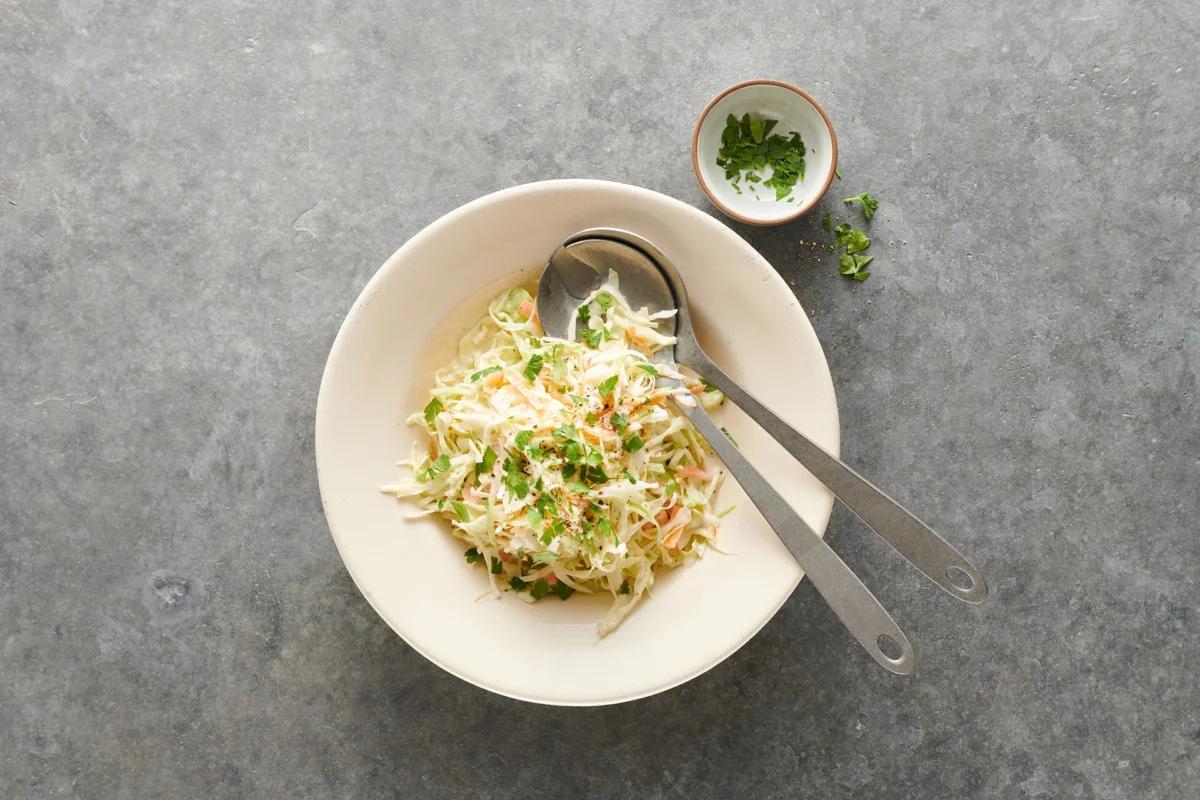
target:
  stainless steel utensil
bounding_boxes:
[538,229,939,673]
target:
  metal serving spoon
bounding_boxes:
[537,229,925,673]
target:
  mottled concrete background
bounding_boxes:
[2,1,1197,797]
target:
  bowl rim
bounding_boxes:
[315,179,840,705]
[691,79,838,226]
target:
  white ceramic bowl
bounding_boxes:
[692,80,838,226]
[316,180,839,705]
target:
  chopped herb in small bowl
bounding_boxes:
[692,79,838,226]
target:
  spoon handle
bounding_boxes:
[672,394,915,675]
[683,353,987,604]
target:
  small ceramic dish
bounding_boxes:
[691,79,838,226]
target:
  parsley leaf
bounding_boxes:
[530,579,551,600]
[423,397,443,426]
[619,580,631,595]
[464,547,483,564]
[594,292,613,310]
[490,556,503,574]
[509,576,529,591]
[552,581,575,600]
[581,327,603,349]
[502,455,529,499]
[623,435,645,453]
[610,413,628,431]
[834,225,871,254]
[469,366,502,382]
[451,501,469,522]
[622,468,637,484]
[514,430,533,450]
[598,375,618,397]
[419,454,450,481]
[522,353,544,381]
[577,303,591,322]
[531,550,558,565]
[843,192,880,222]
[839,253,873,282]
[476,445,497,477]
[635,363,659,377]
[700,378,718,392]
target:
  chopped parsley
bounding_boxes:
[501,455,530,499]
[623,435,645,453]
[700,378,718,392]
[594,292,614,309]
[843,192,879,221]
[530,579,551,600]
[509,576,529,591]
[622,468,637,484]
[635,363,659,377]
[464,547,483,564]
[423,397,443,426]
[581,327,603,349]
[598,375,618,397]
[451,500,470,522]
[839,253,873,282]
[469,366,502,382]
[610,413,628,431]
[418,454,450,482]
[715,113,806,200]
[531,550,558,565]
[514,430,534,450]
[475,445,497,477]
[522,353,544,381]
[552,581,575,600]
[490,556,503,574]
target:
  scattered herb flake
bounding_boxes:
[581,327,603,348]
[623,435,645,453]
[451,501,469,522]
[598,375,618,397]
[594,292,613,310]
[622,468,637,484]
[610,413,628,431]
[531,551,558,565]
[530,579,551,600]
[635,363,659,377]
[490,556,503,574]
[464,547,483,564]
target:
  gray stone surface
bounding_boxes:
[2,0,1197,797]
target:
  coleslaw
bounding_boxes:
[383,274,728,635]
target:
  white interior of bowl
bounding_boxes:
[315,180,839,705]
[695,83,835,223]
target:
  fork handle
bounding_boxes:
[672,394,915,675]
[682,351,987,603]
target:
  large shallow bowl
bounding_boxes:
[316,179,839,705]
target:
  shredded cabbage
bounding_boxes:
[383,274,726,636]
